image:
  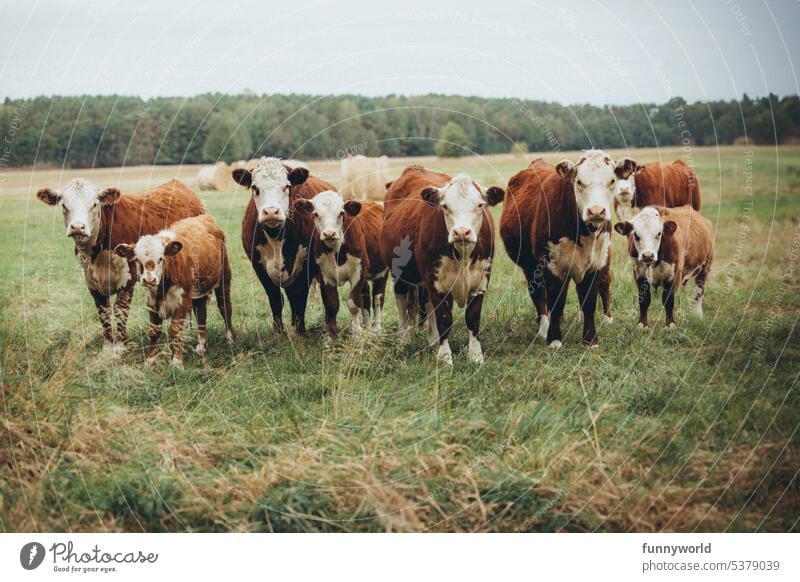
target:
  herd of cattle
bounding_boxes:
[36,150,713,366]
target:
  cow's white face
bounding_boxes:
[614,207,675,265]
[557,152,637,229]
[36,178,120,244]
[298,190,361,250]
[115,231,182,287]
[421,175,504,251]
[232,157,309,229]
[614,173,637,215]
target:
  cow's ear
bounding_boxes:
[37,188,61,206]
[288,167,309,186]
[232,168,252,187]
[114,244,135,259]
[420,186,441,205]
[615,157,638,179]
[484,186,505,206]
[344,200,362,216]
[662,221,677,237]
[556,160,575,179]
[99,187,121,206]
[385,181,393,190]
[164,240,183,256]
[294,199,313,213]
[635,163,645,174]
[614,221,633,236]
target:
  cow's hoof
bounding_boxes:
[637,322,647,330]
[371,324,383,335]
[171,357,184,369]
[102,341,115,353]
[436,344,453,366]
[537,315,550,340]
[226,330,235,344]
[194,343,207,356]
[587,343,599,349]
[548,340,562,350]
[144,357,158,368]
[667,322,677,330]
[603,315,613,324]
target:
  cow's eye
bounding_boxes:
[313,211,319,218]
[608,179,615,186]
[478,202,485,209]
[252,187,260,196]
[442,204,449,212]
[339,211,344,217]
[656,232,661,238]
[634,234,640,241]
[577,180,584,188]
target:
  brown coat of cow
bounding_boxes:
[615,205,713,328]
[238,167,335,334]
[379,166,504,365]
[36,179,204,351]
[614,160,701,219]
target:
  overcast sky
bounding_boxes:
[1,0,798,105]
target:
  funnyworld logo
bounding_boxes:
[19,542,46,570]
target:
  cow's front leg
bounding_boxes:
[371,275,387,334]
[637,275,651,328]
[320,280,340,338]
[168,299,191,367]
[90,290,114,352]
[393,278,413,344]
[663,272,681,329]
[254,261,285,334]
[146,308,162,362]
[113,285,133,352]
[429,288,454,366]
[347,277,366,336]
[692,267,707,318]
[598,259,613,324]
[192,297,209,356]
[286,280,309,335]
[523,261,549,340]
[465,292,485,364]
[544,270,568,349]
[576,270,600,346]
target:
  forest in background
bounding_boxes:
[1,92,799,168]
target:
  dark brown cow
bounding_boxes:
[37,179,204,352]
[115,214,234,367]
[501,159,613,338]
[500,150,637,348]
[379,166,504,365]
[234,157,335,334]
[296,191,387,337]
[614,160,701,221]
[614,206,713,328]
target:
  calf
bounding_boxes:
[37,179,204,352]
[500,151,638,348]
[614,206,713,328]
[379,166,504,365]
[235,157,336,334]
[296,191,387,336]
[501,159,613,339]
[614,160,701,221]
[114,214,234,367]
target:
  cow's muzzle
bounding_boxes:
[640,252,655,264]
[449,226,475,245]
[260,207,285,228]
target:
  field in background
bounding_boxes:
[1,146,798,532]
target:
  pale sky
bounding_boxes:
[1,0,798,105]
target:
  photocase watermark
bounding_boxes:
[19,540,159,574]
[20,542,46,570]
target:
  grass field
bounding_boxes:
[1,146,798,532]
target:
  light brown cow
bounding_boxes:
[379,166,504,365]
[296,191,387,336]
[614,205,713,328]
[115,214,233,367]
[613,160,701,221]
[500,151,637,348]
[37,179,205,352]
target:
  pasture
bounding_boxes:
[1,146,798,532]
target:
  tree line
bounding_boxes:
[1,92,798,168]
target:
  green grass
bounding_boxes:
[1,146,798,532]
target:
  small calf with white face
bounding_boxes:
[612,160,702,222]
[296,190,387,337]
[614,205,713,328]
[115,214,233,367]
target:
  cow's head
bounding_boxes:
[420,175,504,251]
[614,207,676,265]
[114,231,182,288]
[556,151,637,230]
[37,178,120,245]
[232,157,309,228]
[295,190,361,250]
[613,158,640,216]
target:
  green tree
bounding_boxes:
[435,121,471,158]
[202,114,252,162]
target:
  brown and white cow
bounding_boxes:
[500,151,637,348]
[235,157,335,334]
[296,191,387,337]
[614,206,713,328]
[613,160,701,221]
[379,166,504,365]
[37,179,204,352]
[115,214,233,367]
[501,158,614,340]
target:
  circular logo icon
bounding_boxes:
[20,542,46,570]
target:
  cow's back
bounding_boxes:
[105,179,204,249]
[168,214,227,294]
[635,162,701,211]
[663,206,713,270]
